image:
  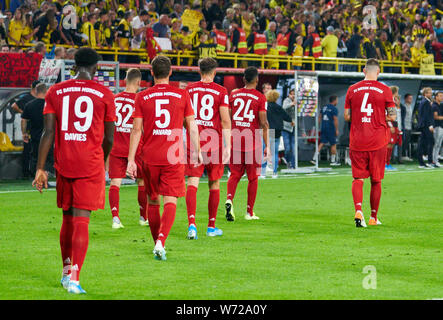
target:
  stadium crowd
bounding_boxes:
[1,0,443,70]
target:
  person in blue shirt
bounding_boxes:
[9,0,24,14]
[311,95,340,166]
[435,20,443,44]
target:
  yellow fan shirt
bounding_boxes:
[8,19,24,45]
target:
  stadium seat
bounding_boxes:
[0,132,23,152]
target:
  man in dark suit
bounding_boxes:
[400,93,415,161]
[12,80,40,178]
[417,87,435,168]
[431,92,443,167]
[20,83,53,176]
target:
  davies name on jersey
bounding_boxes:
[64,132,87,141]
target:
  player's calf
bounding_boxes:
[137,184,148,226]
[109,183,124,229]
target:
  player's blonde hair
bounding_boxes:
[390,85,400,106]
[126,68,142,83]
[390,86,399,96]
[422,87,432,96]
[265,89,280,103]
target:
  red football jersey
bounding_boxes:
[344,79,395,151]
[133,83,194,165]
[186,81,229,152]
[111,91,143,157]
[43,79,116,178]
[229,88,267,152]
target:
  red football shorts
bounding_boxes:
[142,163,186,200]
[229,149,262,180]
[185,149,225,181]
[350,146,387,181]
[56,170,106,211]
[108,154,144,180]
[389,128,402,146]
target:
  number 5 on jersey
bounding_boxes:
[155,99,171,128]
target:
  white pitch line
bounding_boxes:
[0,168,441,194]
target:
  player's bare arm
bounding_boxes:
[334,115,339,136]
[21,119,29,143]
[259,111,270,160]
[12,102,23,114]
[102,121,115,163]
[185,115,203,165]
[220,106,231,164]
[434,111,443,121]
[32,113,56,193]
[386,107,397,122]
[344,109,351,122]
[127,117,143,179]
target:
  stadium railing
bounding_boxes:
[18,44,443,74]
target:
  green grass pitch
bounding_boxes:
[0,164,442,300]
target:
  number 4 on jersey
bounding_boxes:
[360,92,373,123]
[360,92,373,116]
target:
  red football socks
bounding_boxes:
[157,203,177,247]
[370,180,382,219]
[352,179,364,212]
[109,185,120,218]
[247,178,258,216]
[70,216,90,282]
[186,185,197,226]
[138,185,147,220]
[227,172,241,201]
[147,204,160,242]
[60,214,73,275]
[208,189,220,228]
[386,147,393,165]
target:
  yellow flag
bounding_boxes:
[181,9,204,33]
[419,54,435,75]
